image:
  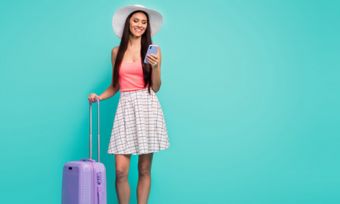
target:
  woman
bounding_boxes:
[88,4,170,204]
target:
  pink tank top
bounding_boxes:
[119,60,145,92]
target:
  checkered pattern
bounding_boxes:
[107,88,170,155]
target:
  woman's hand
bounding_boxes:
[88,93,100,103]
[146,53,159,69]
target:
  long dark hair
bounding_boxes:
[112,10,153,93]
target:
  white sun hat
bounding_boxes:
[112,4,163,38]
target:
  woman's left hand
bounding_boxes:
[146,54,159,68]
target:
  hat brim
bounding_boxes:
[112,4,163,38]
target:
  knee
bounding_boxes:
[115,169,128,182]
[138,166,151,178]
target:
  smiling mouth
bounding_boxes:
[134,28,144,33]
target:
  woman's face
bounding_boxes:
[129,12,148,37]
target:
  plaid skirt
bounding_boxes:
[107,88,170,155]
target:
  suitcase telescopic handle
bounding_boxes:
[89,98,101,162]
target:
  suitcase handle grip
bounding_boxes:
[89,98,101,162]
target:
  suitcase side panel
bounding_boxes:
[62,161,94,204]
[62,164,80,204]
[92,162,107,204]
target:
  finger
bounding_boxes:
[147,56,154,64]
[147,56,157,64]
[150,53,158,57]
[148,54,158,60]
[147,54,156,58]
[148,60,157,67]
[148,59,157,66]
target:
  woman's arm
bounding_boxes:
[99,47,119,100]
[150,47,162,92]
[99,84,118,100]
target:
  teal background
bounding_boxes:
[1,0,339,203]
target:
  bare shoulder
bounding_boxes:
[111,46,120,67]
[112,46,119,58]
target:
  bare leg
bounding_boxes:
[115,154,132,204]
[137,153,153,204]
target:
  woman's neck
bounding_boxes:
[128,35,141,50]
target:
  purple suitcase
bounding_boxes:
[62,100,107,204]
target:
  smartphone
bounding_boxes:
[144,44,159,64]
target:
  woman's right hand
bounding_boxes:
[88,93,100,103]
